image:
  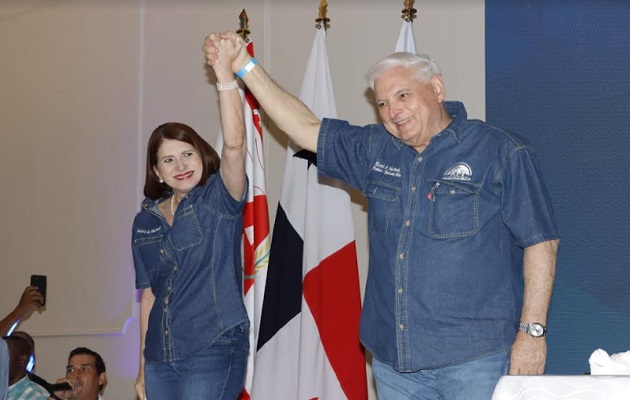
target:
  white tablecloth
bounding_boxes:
[491,375,630,400]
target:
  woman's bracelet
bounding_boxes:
[235,58,258,78]
[216,80,239,91]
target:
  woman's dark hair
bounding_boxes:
[144,122,220,199]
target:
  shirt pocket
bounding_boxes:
[135,235,164,274]
[366,181,401,237]
[168,205,203,251]
[428,179,480,238]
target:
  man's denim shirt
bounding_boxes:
[132,173,248,363]
[317,101,559,372]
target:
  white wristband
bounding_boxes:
[216,80,239,91]
[235,58,258,78]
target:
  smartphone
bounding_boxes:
[30,274,47,306]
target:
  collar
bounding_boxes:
[442,101,467,142]
[8,375,29,390]
[141,185,202,212]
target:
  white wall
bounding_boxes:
[0,0,483,398]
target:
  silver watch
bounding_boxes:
[518,322,546,338]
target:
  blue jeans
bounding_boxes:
[373,350,509,400]
[144,322,249,400]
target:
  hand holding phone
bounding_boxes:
[30,275,47,306]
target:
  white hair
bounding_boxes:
[364,52,442,90]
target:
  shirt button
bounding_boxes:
[411,186,417,192]
[173,265,178,272]
[399,253,404,260]
[417,156,423,162]
[160,248,164,255]
[164,330,169,336]
[397,288,403,294]
[399,324,404,330]
[450,189,456,195]
[405,220,410,227]
[164,298,169,304]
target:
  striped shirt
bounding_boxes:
[8,376,49,400]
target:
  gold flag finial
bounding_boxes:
[315,0,330,30]
[402,0,417,22]
[237,9,250,40]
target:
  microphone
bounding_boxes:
[48,382,72,392]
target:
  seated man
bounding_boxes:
[9,332,50,393]
[11,332,36,373]
[4,336,48,400]
[51,348,107,400]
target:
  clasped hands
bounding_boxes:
[203,32,250,76]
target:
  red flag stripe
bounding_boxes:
[304,241,367,400]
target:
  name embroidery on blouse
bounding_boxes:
[137,226,162,234]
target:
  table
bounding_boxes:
[492,375,630,400]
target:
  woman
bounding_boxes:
[133,34,248,399]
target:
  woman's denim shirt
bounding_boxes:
[132,173,248,362]
[317,101,559,372]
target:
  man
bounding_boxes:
[203,34,559,399]
[51,348,106,400]
[9,333,35,374]
[9,332,49,393]
[4,336,48,400]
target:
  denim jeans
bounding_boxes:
[144,322,249,400]
[373,350,509,400]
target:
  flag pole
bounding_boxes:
[402,0,417,22]
[315,0,330,30]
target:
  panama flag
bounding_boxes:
[215,39,271,400]
[396,14,417,53]
[250,28,367,400]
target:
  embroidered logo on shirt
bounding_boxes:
[442,163,472,181]
[137,226,161,234]
[371,161,402,177]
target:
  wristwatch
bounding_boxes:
[518,322,546,338]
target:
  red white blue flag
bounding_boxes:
[251,28,367,400]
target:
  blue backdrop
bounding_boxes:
[486,0,630,374]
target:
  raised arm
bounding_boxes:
[509,238,559,375]
[203,31,321,153]
[207,33,247,200]
[0,286,43,336]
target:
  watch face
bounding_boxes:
[529,323,545,337]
